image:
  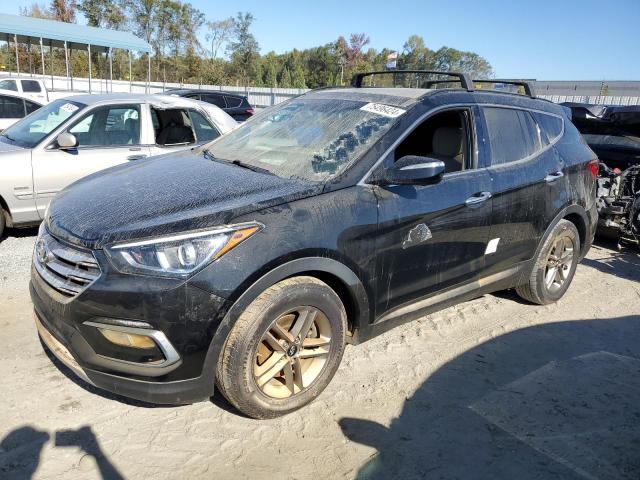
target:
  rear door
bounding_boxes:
[32,103,150,217]
[480,106,566,274]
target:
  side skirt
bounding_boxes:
[353,260,532,344]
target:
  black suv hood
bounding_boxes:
[47,150,320,249]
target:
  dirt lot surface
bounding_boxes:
[1,228,639,480]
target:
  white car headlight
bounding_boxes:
[104,223,261,277]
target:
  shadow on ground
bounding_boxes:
[581,238,640,282]
[340,315,640,479]
[0,425,123,480]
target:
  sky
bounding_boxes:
[9,0,640,80]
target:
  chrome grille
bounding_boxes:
[34,230,101,297]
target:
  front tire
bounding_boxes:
[516,219,580,305]
[216,276,347,419]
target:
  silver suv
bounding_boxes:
[0,94,237,237]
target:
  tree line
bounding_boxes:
[3,0,493,88]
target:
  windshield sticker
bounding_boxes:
[360,103,406,118]
[60,103,79,114]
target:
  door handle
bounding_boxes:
[465,191,492,207]
[127,154,147,161]
[545,171,564,183]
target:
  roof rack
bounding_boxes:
[351,70,475,92]
[473,79,537,98]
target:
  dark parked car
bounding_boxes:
[164,89,254,121]
[32,71,598,419]
[563,103,640,247]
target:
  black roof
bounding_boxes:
[164,88,247,99]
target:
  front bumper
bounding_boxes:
[30,255,229,404]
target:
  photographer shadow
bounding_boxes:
[340,314,640,479]
[0,425,123,480]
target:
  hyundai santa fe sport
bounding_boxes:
[31,71,598,419]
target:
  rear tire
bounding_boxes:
[516,219,580,305]
[216,276,347,419]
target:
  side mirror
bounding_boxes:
[381,155,445,186]
[56,132,78,150]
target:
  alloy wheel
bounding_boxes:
[253,307,332,399]
[544,233,574,293]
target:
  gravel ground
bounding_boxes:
[1,228,639,479]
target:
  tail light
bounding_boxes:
[587,159,599,178]
[244,108,254,115]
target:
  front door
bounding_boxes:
[32,104,150,217]
[372,106,493,320]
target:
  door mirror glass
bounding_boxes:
[57,132,78,150]
[383,156,445,185]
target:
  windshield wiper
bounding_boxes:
[204,149,274,175]
[1,133,15,142]
[230,159,274,175]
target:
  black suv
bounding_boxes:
[164,89,255,121]
[31,71,598,419]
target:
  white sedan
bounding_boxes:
[0,94,237,236]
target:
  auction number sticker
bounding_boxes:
[360,103,406,118]
[60,103,79,114]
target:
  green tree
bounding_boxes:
[205,17,234,59]
[263,51,278,87]
[279,65,292,88]
[79,0,125,28]
[228,11,260,86]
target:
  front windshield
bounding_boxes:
[206,97,402,181]
[0,99,86,148]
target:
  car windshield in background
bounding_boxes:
[0,99,86,148]
[206,98,401,181]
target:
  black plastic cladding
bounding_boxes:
[31,86,597,404]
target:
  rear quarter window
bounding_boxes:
[483,107,542,165]
[202,94,226,108]
[224,96,243,108]
[533,112,563,144]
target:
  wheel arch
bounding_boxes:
[0,194,12,227]
[536,204,590,262]
[200,257,371,394]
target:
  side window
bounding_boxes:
[0,80,18,92]
[68,105,141,147]
[152,108,195,146]
[25,100,41,115]
[21,80,41,93]
[483,107,541,165]
[186,93,201,100]
[224,96,243,108]
[202,94,226,108]
[189,110,220,142]
[533,112,563,144]
[393,108,473,174]
[0,95,26,118]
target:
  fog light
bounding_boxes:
[98,328,156,349]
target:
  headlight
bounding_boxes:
[104,223,262,277]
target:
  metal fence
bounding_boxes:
[4,72,640,107]
[538,95,640,106]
